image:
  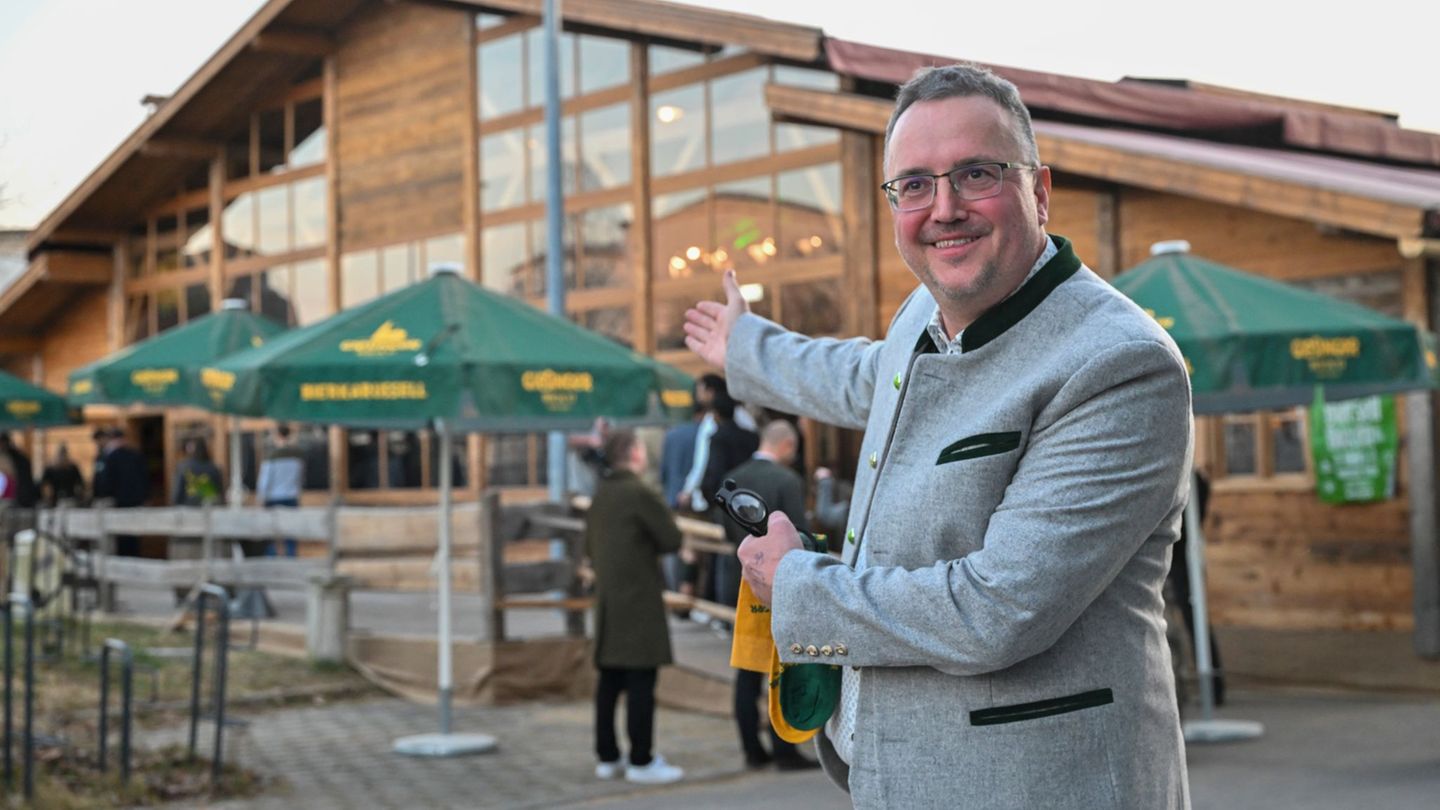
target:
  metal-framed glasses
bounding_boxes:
[881,162,1037,211]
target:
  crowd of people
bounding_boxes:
[581,371,849,784]
[0,423,307,559]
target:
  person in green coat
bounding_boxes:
[585,428,685,785]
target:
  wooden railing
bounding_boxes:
[9,493,738,641]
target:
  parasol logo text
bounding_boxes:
[522,369,593,411]
[201,368,235,405]
[70,379,93,395]
[131,368,180,394]
[300,381,428,401]
[1290,335,1360,378]
[5,400,40,419]
[661,389,694,409]
[339,322,423,357]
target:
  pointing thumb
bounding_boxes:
[723,270,746,310]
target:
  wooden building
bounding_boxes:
[2,0,1438,648]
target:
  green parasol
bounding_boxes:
[1112,242,1436,414]
[201,267,691,430]
[68,299,288,407]
[0,370,76,429]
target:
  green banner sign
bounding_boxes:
[1309,390,1398,504]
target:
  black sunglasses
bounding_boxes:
[713,479,827,552]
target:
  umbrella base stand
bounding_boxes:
[1183,718,1264,744]
[393,732,498,758]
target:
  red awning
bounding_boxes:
[825,38,1440,168]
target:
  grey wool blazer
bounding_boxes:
[725,236,1193,809]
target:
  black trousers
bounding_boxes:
[595,666,657,766]
[734,668,798,763]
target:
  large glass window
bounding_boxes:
[479,35,525,118]
[183,209,211,270]
[340,251,380,309]
[292,177,326,249]
[481,132,527,210]
[526,29,576,106]
[579,103,631,192]
[579,35,629,94]
[290,259,328,325]
[710,68,770,165]
[653,189,708,280]
[482,222,529,294]
[222,194,256,261]
[715,177,774,275]
[256,185,291,257]
[778,164,843,260]
[290,98,326,167]
[259,107,286,174]
[577,204,633,290]
[649,44,704,74]
[381,243,418,293]
[651,85,705,178]
[527,118,579,201]
[529,215,578,297]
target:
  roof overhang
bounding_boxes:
[462,0,822,62]
[766,84,1440,240]
[0,251,114,345]
[25,0,365,257]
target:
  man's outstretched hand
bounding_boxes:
[683,269,748,370]
[737,511,804,606]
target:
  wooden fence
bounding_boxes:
[10,493,735,643]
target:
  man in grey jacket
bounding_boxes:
[684,63,1192,808]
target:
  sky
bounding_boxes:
[0,0,1435,231]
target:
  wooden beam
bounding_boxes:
[46,227,129,246]
[0,336,40,354]
[140,137,224,161]
[447,0,821,63]
[765,84,1430,240]
[630,41,655,354]
[251,27,336,57]
[840,128,878,338]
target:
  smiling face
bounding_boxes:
[885,95,1052,335]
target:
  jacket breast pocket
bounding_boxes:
[969,688,1114,726]
[936,431,1022,465]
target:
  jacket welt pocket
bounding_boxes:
[936,431,1022,465]
[969,688,1113,726]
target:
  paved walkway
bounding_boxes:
[105,585,1440,809]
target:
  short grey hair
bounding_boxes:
[883,63,1039,170]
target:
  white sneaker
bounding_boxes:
[625,754,684,785]
[595,760,623,780]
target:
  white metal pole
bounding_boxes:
[543,0,568,511]
[1182,467,1264,743]
[228,417,244,509]
[437,418,454,735]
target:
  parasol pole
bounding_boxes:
[543,0,568,517]
[1181,467,1263,743]
[228,417,244,509]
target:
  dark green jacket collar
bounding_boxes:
[914,234,1082,355]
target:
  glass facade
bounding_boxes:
[108,16,853,496]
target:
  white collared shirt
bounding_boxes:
[925,236,1058,355]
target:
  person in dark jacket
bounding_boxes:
[584,428,685,786]
[0,434,38,508]
[717,419,821,772]
[92,427,150,555]
[39,443,85,505]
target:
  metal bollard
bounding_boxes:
[187,582,231,783]
[98,638,134,782]
[5,592,35,801]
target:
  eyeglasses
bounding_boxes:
[881,162,1037,211]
